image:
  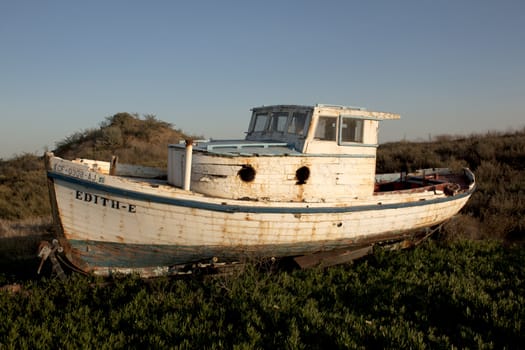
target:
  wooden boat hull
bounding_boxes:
[46,156,475,275]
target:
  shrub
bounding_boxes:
[0,240,523,348]
[377,129,525,241]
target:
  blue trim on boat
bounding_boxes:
[48,171,474,215]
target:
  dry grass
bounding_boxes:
[377,129,525,241]
[439,215,484,241]
[54,112,189,167]
[0,217,54,270]
[0,216,53,238]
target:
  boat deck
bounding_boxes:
[374,171,472,195]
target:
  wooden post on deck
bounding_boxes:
[183,140,193,191]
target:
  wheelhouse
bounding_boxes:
[245,104,399,154]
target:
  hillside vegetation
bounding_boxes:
[377,130,525,241]
[0,113,189,221]
[54,112,189,167]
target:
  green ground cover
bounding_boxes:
[1,240,523,349]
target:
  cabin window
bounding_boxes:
[269,112,288,132]
[288,112,307,135]
[253,113,269,132]
[314,116,337,141]
[340,117,364,143]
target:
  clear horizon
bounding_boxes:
[1,1,524,159]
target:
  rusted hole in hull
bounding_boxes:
[295,166,310,185]
[238,165,256,182]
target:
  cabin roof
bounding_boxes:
[251,104,313,112]
[251,104,400,120]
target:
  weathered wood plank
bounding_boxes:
[293,245,374,269]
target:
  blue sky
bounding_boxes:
[1,0,524,159]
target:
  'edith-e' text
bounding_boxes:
[75,190,136,213]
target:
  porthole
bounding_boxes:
[295,166,310,185]
[238,165,256,182]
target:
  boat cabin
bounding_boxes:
[168,104,400,202]
[245,104,399,154]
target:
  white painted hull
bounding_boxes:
[47,156,475,274]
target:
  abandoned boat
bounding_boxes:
[42,104,475,276]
